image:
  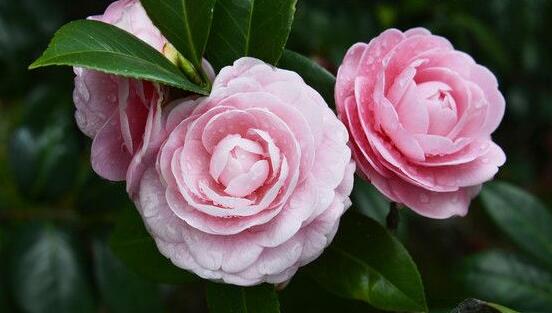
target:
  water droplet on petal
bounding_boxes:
[451,194,459,203]
[479,142,489,151]
[399,78,407,88]
[419,193,430,203]
[481,158,489,164]
[367,56,375,64]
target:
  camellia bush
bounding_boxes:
[1,0,552,312]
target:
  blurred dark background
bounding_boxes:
[1,0,551,312]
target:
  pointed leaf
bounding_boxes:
[141,0,216,68]
[481,181,552,267]
[459,251,552,312]
[30,20,207,94]
[206,0,297,71]
[206,283,280,313]
[278,49,335,106]
[109,206,197,284]
[307,212,427,312]
[351,178,391,225]
[93,240,163,313]
[8,224,95,313]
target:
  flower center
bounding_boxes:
[209,134,270,197]
[418,81,458,136]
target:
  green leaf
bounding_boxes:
[206,0,297,71]
[451,298,519,313]
[278,49,335,106]
[8,122,79,201]
[206,282,280,313]
[140,0,216,69]
[481,181,552,267]
[307,212,427,312]
[93,240,163,313]
[459,251,552,312]
[29,20,207,94]
[280,273,384,313]
[109,205,197,284]
[8,224,95,313]
[351,178,390,225]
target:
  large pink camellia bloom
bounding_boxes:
[130,58,355,286]
[73,0,167,181]
[336,28,506,218]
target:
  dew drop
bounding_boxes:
[367,56,375,64]
[481,158,490,164]
[451,194,459,203]
[419,193,430,203]
[479,142,489,151]
[399,78,407,88]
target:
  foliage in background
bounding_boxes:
[1,0,552,312]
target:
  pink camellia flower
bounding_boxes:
[130,57,355,286]
[73,0,168,181]
[335,28,506,218]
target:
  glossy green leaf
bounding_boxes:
[8,225,95,313]
[307,212,427,312]
[351,178,390,225]
[481,181,552,266]
[93,240,163,313]
[29,20,207,94]
[459,251,552,312]
[278,49,335,106]
[8,124,79,201]
[109,206,197,284]
[141,0,216,69]
[206,0,297,71]
[206,282,280,313]
[280,273,384,313]
[451,298,518,313]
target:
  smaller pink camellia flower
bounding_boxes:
[130,57,355,286]
[335,28,506,218]
[73,0,168,181]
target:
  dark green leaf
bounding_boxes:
[481,181,552,267]
[278,49,335,106]
[109,205,197,284]
[29,20,207,94]
[8,224,95,313]
[351,178,390,225]
[93,240,163,313]
[280,273,384,313]
[8,124,79,201]
[459,251,552,312]
[8,128,39,192]
[307,212,427,312]
[206,282,280,313]
[451,298,518,313]
[141,0,216,68]
[206,0,297,71]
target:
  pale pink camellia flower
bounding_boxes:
[73,0,167,182]
[129,57,355,286]
[336,27,506,219]
[73,0,215,185]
